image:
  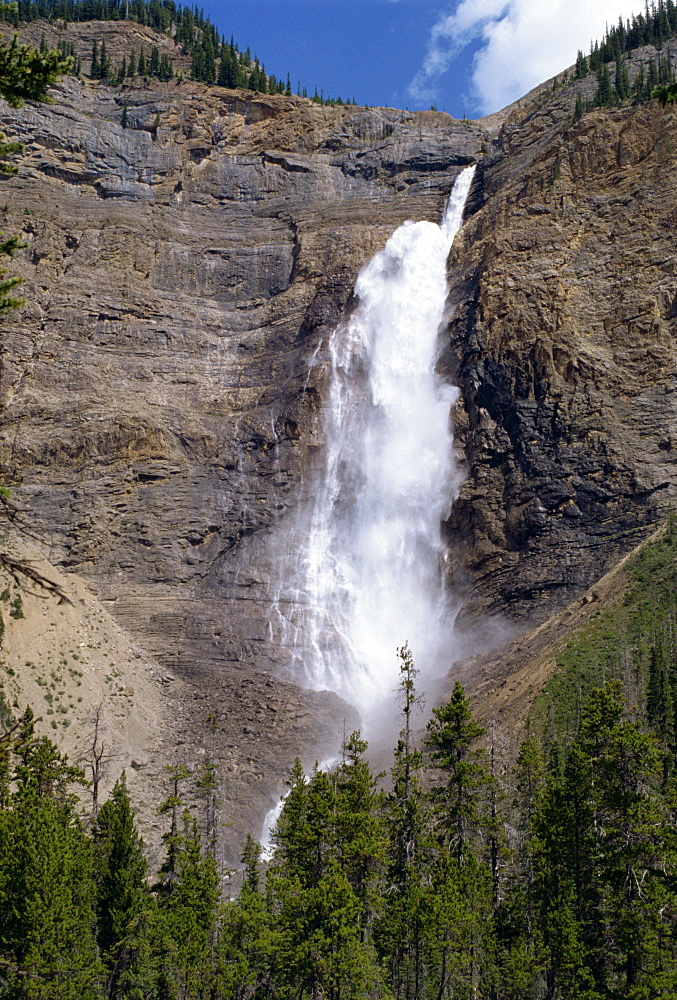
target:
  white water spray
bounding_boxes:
[260,757,338,859]
[278,165,476,729]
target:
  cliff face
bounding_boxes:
[0,23,487,682]
[3,19,677,853]
[445,86,677,624]
[0,21,489,853]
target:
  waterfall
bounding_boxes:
[260,756,338,860]
[278,165,475,731]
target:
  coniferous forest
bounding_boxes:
[3,525,677,998]
[0,0,357,104]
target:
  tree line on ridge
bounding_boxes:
[0,0,358,104]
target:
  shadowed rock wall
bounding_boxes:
[444,80,677,623]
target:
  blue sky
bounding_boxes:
[198,1,645,118]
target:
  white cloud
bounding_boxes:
[408,0,646,115]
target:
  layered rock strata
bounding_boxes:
[0,20,488,854]
[445,82,677,624]
[0,24,488,681]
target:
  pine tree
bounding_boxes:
[595,62,613,105]
[531,745,600,998]
[155,763,190,901]
[334,731,388,930]
[148,45,160,77]
[215,836,272,997]
[0,33,68,106]
[90,39,99,78]
[388,644,427,889]
[270,757,313,876]
[152,806,220,999]
[614,56,630,100]
[92,772,155,998]
[98,38,109,80]
[202,33,216,83]
[422,851,496,1000]
[424,681,487,863]
[575,49,588,78]
[217,46,239,88]
[583,684,670,993]
[495,735,546,998]
[647,642,673,741]
[633,64,647,102]
[530,683,677,997]
[0,231,26,313]
[377,645,432,999]
[158,54,172,81]
[0,729,104,998]
[268,747,388,999]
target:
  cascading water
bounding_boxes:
[260,756,338,860]
[277,165,476,732]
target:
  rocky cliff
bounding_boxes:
[2,19,677,857]
[0,20,488,856]
[445,52,677,625]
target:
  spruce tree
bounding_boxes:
[90,39,99,78]
[377,645,432,999]
[388,644,427,889]
[98,38,109,81]
[155,810,220,999]
[215,836,272,997]
[575,49,588,78]
[424,682,487,863]
[268,747,388,999]
[334,731,388,930]
[148,45,160,76]
[595,62,613,105]
[92,772,155,998]
[217,47,239,88]
[0,730,103,998]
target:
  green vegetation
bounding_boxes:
[532,518,677,746]
[1,0,359,104]
[0,23,68,310]
[654,79,677,103]
[566,3,677,117]
[3,618,677,996]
